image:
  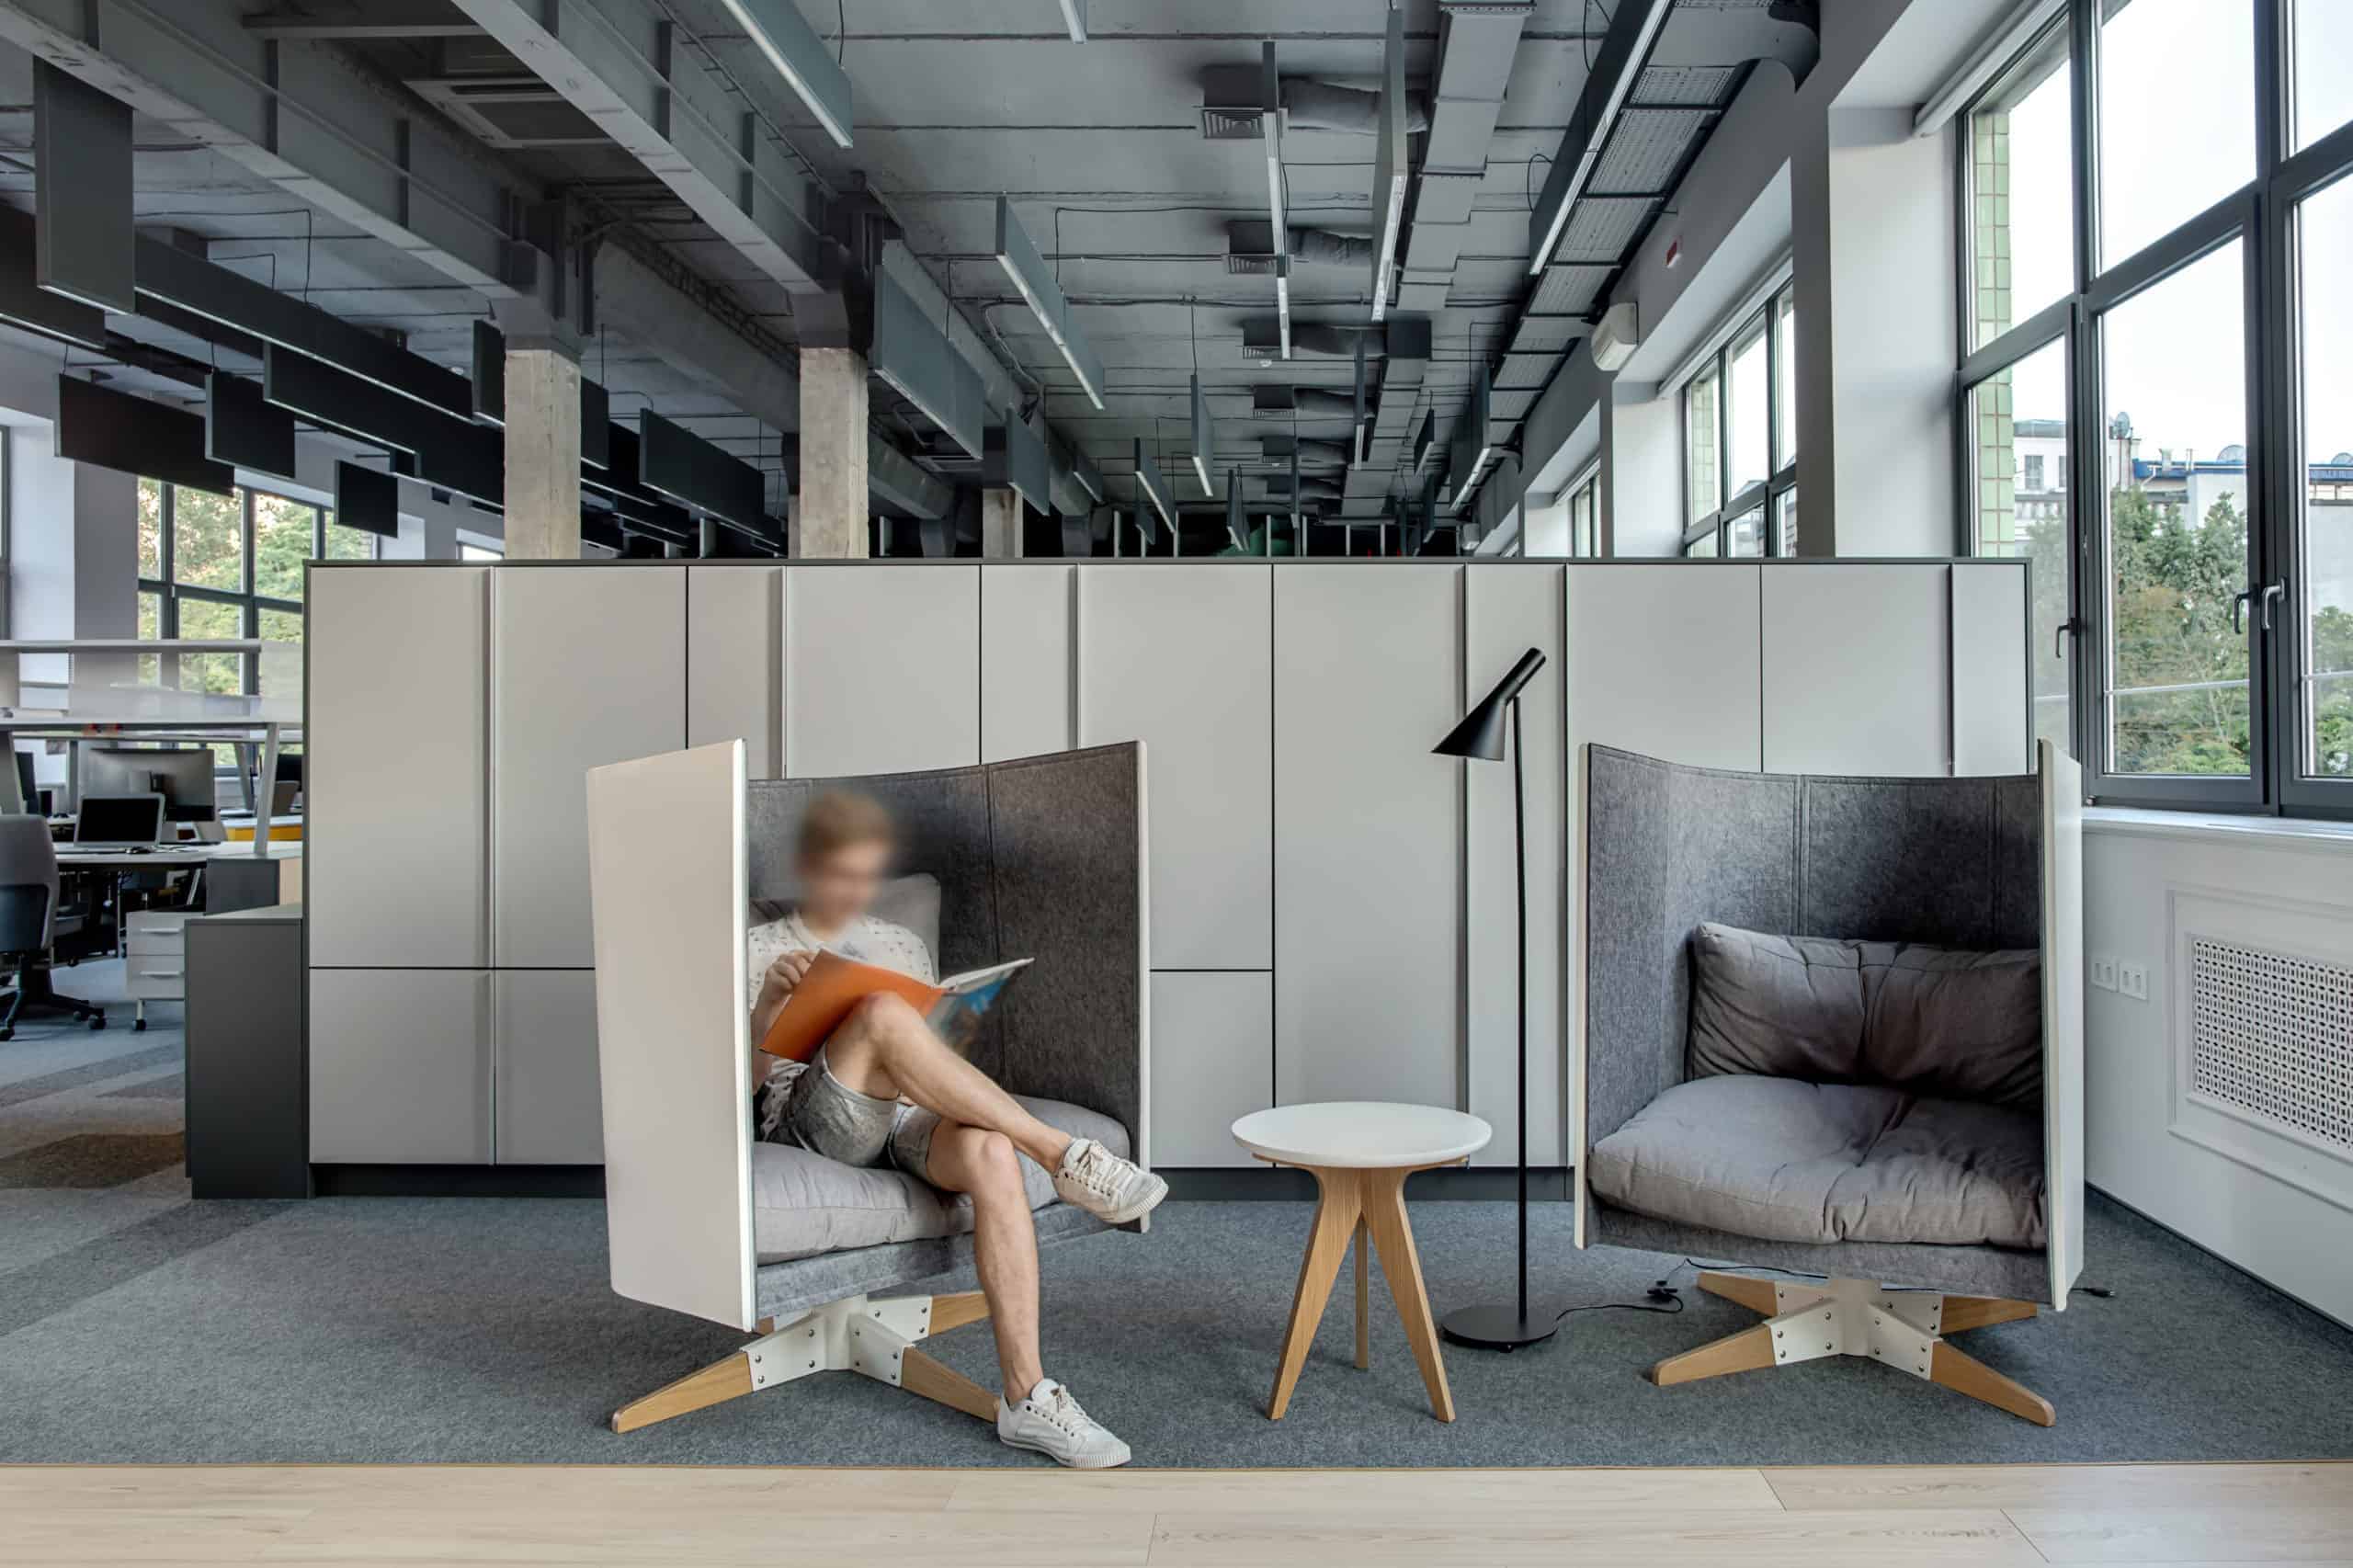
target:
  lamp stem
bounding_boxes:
[1512,695,1527,1324]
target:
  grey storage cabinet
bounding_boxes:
[492,564,688,970]
[309,969,494,1164]
[493,969,603,1165]
[306,564,490,969]
[186,905,307,1199]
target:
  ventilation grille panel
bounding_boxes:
[2189,937,2353,1152]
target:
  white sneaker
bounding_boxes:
[1053,1139,1167,1224]
[996,1378,1131,1469]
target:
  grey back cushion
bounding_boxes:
[1689,922,2042,1108]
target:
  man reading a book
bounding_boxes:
[748,790,1165,1469]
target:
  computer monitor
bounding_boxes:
[83,745,217,823]
[11,750,32,812]
[74,794,166,846]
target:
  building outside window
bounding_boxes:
[1681,277,1799,558]
[1959,0,2353,814]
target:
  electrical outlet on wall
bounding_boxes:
[2119,962,2150,1001]
[2090,956,2120,992]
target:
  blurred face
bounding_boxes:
[797,838,891,932]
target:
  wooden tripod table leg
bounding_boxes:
[1354,1218,1370,1370]
[1362,1168,1456,1422]
[1267,1169,1363,1420]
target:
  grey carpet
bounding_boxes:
[4,971,2351,1467]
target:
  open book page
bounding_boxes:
[759,950,1031,1062]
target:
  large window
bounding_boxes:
[1682,278,1799,558]
[1567,467,1598,557]
[1959,0,2353,816]
[138,479,372,693]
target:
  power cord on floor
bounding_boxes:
[1553,1278,1688,1323]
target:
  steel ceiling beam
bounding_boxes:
[243,3,487,40]
[0,0,519,296]
[446,0,835,294]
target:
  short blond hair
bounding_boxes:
[798,789,895,862]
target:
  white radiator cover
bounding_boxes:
[2188,937,2353,1154]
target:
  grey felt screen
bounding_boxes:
[1581,744,2052,1302]
[743,744,1142,1145]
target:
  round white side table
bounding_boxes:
[1232,1102,1492,1423]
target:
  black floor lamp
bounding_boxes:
[1433,645,1556,1352]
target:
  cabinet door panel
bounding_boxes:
[310,969,491,1164]
[1466,565,1565,1166]
[307,566,488,968]
[784,565,979,778]
[1762,564,1949,776]
[1148,971,1273,1167]
[982,564,1073,763]
[494,969,603,1165]
[688,566,781,778]
[1952,562,2031,775]
[1078,564,1273,969]
[1274,565,1461,1108]
[493,566,687,969]
[1563,563,1762,771]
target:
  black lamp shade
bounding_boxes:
[1434,647,1546,759]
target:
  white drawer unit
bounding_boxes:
[124,911,189,1028]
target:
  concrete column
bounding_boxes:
[502,347,581,560]
[797,347,869,558]
[980,487,1022,558]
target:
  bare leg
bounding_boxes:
[824,994,1073,1169]
[926,1121,1046,1403]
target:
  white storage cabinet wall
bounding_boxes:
[306,559,2029,1174]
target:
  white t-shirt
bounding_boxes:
[746,909,936,1094]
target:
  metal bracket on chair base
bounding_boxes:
[610,1291,995,1434]
[1653,1274,2055,1426]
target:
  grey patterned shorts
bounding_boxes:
[763,1045,941,1177]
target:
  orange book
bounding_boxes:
[757,949,1031,1063]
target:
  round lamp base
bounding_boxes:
[1439,1302,1561,1351]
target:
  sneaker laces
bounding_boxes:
[1035,1383,1099,1438]
[1064,1142,1120,1199]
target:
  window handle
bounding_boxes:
[2260,581,2285,632]
[2234,589,2253,637]
[2055,617,2085,660]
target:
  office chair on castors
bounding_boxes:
[0,815,106,1039]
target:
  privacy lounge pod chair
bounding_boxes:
[1573,741,2084,1426]
[584,739,1147,1434]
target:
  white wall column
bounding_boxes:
[797,347,870,558]
[501,347,582,561]
[980,487,1022,559]
[6,423,135,690]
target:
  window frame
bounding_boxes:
[1566,463,1599,557]
[140,479,372,695]
[1954,0,2353,819]
[1681,278,1800,559]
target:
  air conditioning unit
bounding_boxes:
[1591,301,1640,372]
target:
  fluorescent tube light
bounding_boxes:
[1369,6,1405,324]
[1525,0,1673,274]
[1058,0,1087,43]
[1226,472,1248,551]
[1275,256,1292,360]
[714,0,855,150]
[993,196,1108,410]
[1261,42,1286,257]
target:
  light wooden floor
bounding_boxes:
[5,1462,2351,1566]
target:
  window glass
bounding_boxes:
[1725,316,1770,498]
[251,493,313,602]
[173,596,248,696]
[1971,25,2074,347]
[324,517,375,562]
[2296,173,2353,778]
[2293,0,2353,153]
[1774,488,1799,557]
[172,488,244,593]
[1571,482,1595,557]
[137,588,161,686]
[1685,366,1721,524]
[1724,506,1765,558]
[1684,529,1718,559]
[460,542,501,562]
[2097,0,2253,269]
[2100,239,2250,777]
[1972,337,2074,760]
[1774,290,1797,465]
[138,477,164,578]
[259,606,304,650]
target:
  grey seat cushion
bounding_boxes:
[1689,923,2043,1108]
[1586,1074,2046,1248]
[752,1093,1127,1265]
